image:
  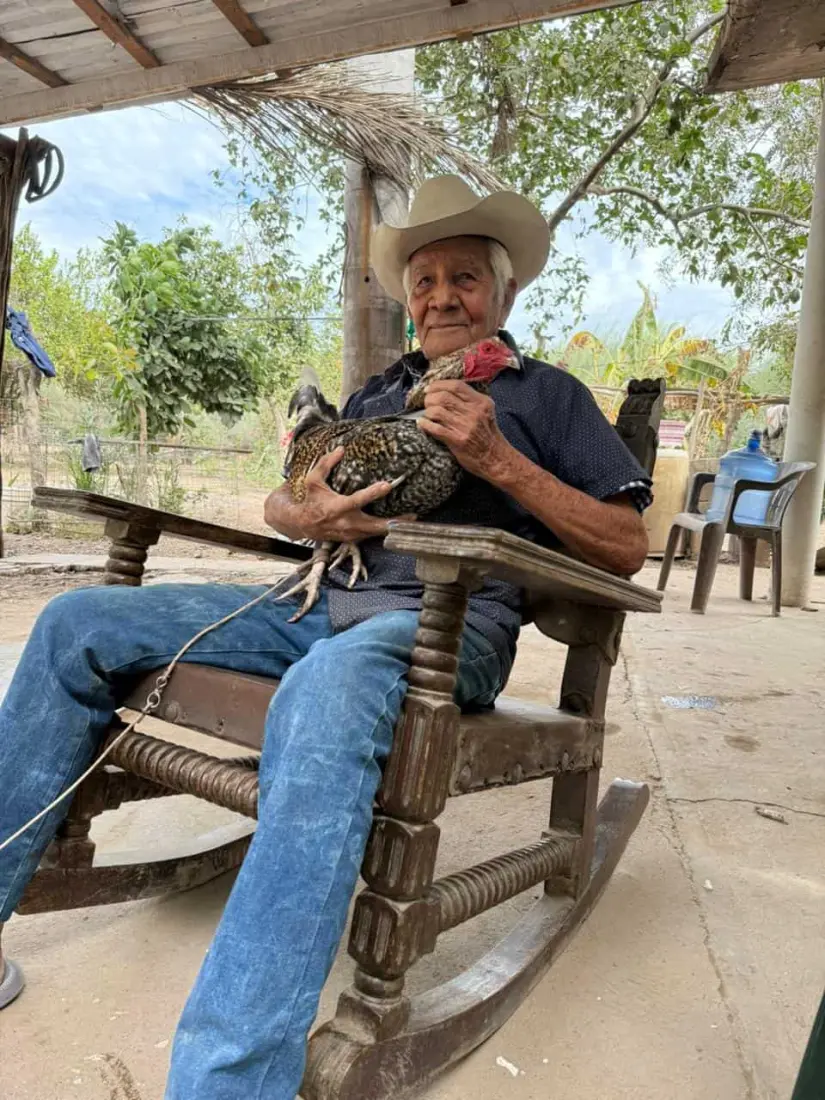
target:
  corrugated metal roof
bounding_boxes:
[0,0,642,126]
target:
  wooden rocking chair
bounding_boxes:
[19,378,665,1099]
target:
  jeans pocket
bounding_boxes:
[457,632,505,709]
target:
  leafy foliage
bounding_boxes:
[561,283,728,387]
[416,1,817,340]
[217,133,346,299]
[102,221,271,436]
[5,223,130,401]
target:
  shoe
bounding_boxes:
[0,958,24,1009]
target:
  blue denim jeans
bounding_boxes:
[0,583,505,1098]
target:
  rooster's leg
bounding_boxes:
[277,541,333,622]
[329,541,368,589]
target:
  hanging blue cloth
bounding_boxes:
[5,306,56,378]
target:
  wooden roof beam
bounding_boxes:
[0,0,651,126]
[706,0,825,92]
[210,0,269,47]
[0,36,67,89]
[71,0,161,69]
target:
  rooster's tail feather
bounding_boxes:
[287,370,339,432]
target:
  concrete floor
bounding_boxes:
[1,560,824,1100]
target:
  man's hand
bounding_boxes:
[264,448,406,543]
[419,380,518,481]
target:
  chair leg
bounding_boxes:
[546,769,600,898]
[306,568,472,1085]
[657,523,682,591]
[691,524,725,614]
[546,619,618,897]
[739,537,757,601]
[771,532,783,617]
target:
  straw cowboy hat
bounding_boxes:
[371,175,551,303]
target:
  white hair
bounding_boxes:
[402,238,515,315]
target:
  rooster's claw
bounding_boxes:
[330,542,368,589]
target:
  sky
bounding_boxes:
[5,99,737,346]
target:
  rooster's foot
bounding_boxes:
[330,542,368,589]
[277,545,332,622]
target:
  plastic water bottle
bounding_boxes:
[705,430,777,525]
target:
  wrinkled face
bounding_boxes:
[406,237,516,360]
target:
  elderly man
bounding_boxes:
[0,176,650,1098]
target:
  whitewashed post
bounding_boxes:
[781,102,825,607]
[341,51,415,402]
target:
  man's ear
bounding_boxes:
[499,278,518,324]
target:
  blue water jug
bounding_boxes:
[705,430,777,525]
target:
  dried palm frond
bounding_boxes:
[191,65,501,193]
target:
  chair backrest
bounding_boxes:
[613,378,666,477]
[765,461,816,527]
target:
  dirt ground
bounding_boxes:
[1,556,824,1100]
[1,524,274,563]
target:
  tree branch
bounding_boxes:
[678,202,809,229]
[587,183,807,278]
[589,184,810,231]
[742,210,805,280]
[588,183,687,241]
[546,12,726,237]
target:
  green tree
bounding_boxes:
[3,224,132,495]
[5,223,129,401]
[417,1,817,343]
[102,221,268,437]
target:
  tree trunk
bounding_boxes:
[17,362,45,490]
[341,51,414,403]
[136,401,149,506]
[720,349,750,453]
[0,134,30,557]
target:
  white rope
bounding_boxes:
[0,582,286,855]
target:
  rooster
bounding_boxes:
[278,336,519,620]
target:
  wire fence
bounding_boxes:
[1,411,275,538]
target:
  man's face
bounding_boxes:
[406,237,513,360]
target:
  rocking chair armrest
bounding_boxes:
[32,487,313,565]
[384,522,661,614]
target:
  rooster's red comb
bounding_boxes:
[462,338,516,383]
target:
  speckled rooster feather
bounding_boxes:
[283,337,518,519]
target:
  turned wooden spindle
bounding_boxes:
[103,518,160,586]
[331,559,481,1042]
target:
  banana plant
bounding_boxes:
[561,282,729,388]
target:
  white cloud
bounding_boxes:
[4,101,233,255]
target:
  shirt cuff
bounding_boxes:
[616,478,654,513]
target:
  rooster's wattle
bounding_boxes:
[278,336,519,620]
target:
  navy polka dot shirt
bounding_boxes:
[315,331,651,675]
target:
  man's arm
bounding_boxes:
[419,380,649,576]
[264,448,402,543]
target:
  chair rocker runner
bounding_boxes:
[18,379,665,1099]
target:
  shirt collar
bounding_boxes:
[396,329,524,385]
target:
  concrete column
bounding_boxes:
[781,101,825,607]
[341,50,414,401]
